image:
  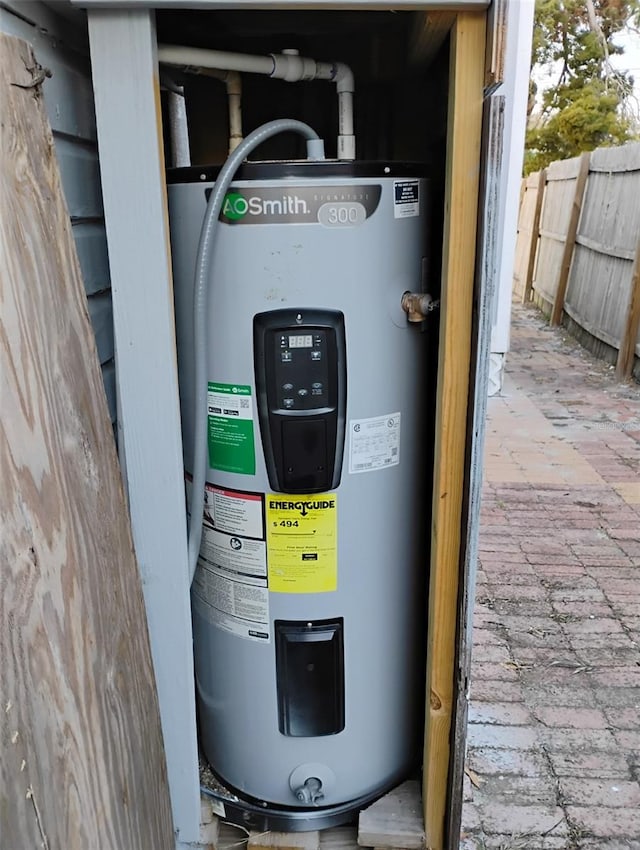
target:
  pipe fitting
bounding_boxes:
[294,777,324,805]
[270,52,317,82]
[158,44,356,160]
[334,62,355,94]
[401,291,435,322]
[196,68,243,154]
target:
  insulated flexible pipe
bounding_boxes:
[188,119,325,582]
[158,44,355,159]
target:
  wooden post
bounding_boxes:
[616,236,640,379]
[484,0,507,92]
[87,10,201,842]
[0,34,173,850]
[422,12,486,850]
[521,167,546,304]
[550,151,590,326]
[446,93,505,845]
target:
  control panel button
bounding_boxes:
[311,382,323,396]
[310,350,322,361]
[281,350,292,362]
[283,398,294,409]
[314,335,323,346]
[280,335,288,348]
[283,382,294,392]
[297,388,309,398]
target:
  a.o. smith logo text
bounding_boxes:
[208,185,382,225]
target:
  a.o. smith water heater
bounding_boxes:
[168,157,430,830]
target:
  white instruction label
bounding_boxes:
[393,180,420,218]
[201,528,267,577]
[192,484,270,642]
[349,412,401,474]
[206,485,263,539]
[193,562,270,642]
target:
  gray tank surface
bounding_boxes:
[168,161,430,821]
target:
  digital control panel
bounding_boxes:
[254,309,346,493]
[277,330,328,411]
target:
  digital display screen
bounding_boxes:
[289,334,313,348]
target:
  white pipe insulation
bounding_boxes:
[167,89,191,167]
[157,44,356,160]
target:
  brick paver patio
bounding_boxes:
[461,302,640,849]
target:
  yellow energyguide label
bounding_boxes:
[266,493,337,593]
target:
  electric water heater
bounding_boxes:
[168,160,430,829]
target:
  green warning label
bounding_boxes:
[207,382,255,475]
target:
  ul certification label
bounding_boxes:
[394,180,420,218]
[267,495,337,593]
[208,382,255,475]
[349,413,401,473]
[192,485,270,642]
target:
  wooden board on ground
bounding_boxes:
[321,826,359,850]
[357,781,424,850]
[0,33,174,850]
[249,830,321,850]
[201,797,222,847]
[215,823,359,850]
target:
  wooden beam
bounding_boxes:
[86,9,201,842]
[521,168,546,304]
[249,831,321,850]
[358,780,424,850]
[616,235,640,380]
[199,798,220,848]
[409,11,456,66]
[422,11,486,850]
[550,151,590,326]
[446,92,505,845]
[0,33,173,850]
[484,0,507,93]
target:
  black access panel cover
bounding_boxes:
[253,308,347,493]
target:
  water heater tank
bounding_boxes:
[168,161,430,829]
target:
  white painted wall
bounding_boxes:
[489,0,535,394]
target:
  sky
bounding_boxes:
[613,30,640,102]
[531,27,640,122]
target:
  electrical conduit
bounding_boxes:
[187,119,325,582]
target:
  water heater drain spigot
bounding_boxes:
[294,777,324,805]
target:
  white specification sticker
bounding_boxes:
[193,562,270,642]
[393,180,420,218]
[349,412,401,474]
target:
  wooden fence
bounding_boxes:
[513,142,640,380]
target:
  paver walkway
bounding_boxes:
[460,303,640,850]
